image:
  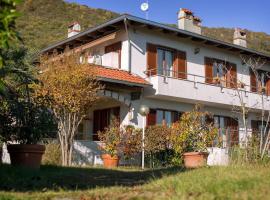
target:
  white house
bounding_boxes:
[41,9,270,166]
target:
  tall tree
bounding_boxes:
[34,53,101,166]
[0,0,21,96]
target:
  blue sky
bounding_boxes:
[66,0,270,34]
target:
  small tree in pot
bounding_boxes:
[0,47,57,168]
[1,98,57,168]
[98,118,122,168]
[172,105,218,168]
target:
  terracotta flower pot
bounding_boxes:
[183,152,209,168]
[102,154,119,168]
[7,144,45,169]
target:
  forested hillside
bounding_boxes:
[17,0,270,55]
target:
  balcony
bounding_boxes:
[87,52,120,69]
[145,69,270,110]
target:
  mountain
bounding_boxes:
[16,0,118,50]
[16,0,270,55]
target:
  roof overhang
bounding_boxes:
[98,77,151,88]
[42,14,270,61]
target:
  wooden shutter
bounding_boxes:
[146,43,157,76]
[227,63,237,88]
[147,109,156,126]
[266,78,270,96]
[205,57,213,84]
[250,69,257,92]
[173,50,187,79]
[105,42,122,68]
[225,117,239,146]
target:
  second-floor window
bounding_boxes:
[157,48,173,76]
[147,43,187,79]
[250,70,270,95]
[205,57,237,88]
[104,42,122,68]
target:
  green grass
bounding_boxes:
[0,164,270,200]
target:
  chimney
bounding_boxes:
[233,28,247,47]
[68,22,81,38]
[178,8,202,34]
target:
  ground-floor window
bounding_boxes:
[147,109,181,126]
[93,107,120,141]
[213,115,239,147]
[251,120,270,145]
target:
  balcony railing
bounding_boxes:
[144,68,269,96]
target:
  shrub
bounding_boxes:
[98,118,122,157]
[229,136,270,166]
[120,125,142,160]
[144,125,173,168]
[171,105,218,157]
[42,142,62,165]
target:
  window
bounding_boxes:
[147,109,181,127]
[213,61,226,79]
[157,48,173,76]
[105,42,121,68]
[93,107,120,141]
[147,43,187,78]
[213,115,238,147]
[251,120,270,137]
[250,70,270,95]
[205,57,237,88]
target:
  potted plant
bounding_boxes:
[238,81,245,89]
[213,76,221,85]
[172,105,218,168]
[1,99,56,169]
[98,118,122,168]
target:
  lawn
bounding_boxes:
[0,164,270,200]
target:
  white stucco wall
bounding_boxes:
[71,26,270,166]
[129,28,270,84]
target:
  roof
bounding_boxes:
[42,14,270,61]
[90,64,150,87]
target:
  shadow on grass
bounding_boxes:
[0,164,185,192]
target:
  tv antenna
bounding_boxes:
[140,0,149,20]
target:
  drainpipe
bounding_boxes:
[124,18,131,72]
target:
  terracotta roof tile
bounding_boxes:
[89,64,150,86]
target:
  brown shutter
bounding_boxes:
[146,43,157,76]
[225,117,239,146]
[205,57,213,84]
[173,50,187,79]
[250,69,257,92]
[105,42,122,68]
[227,63,237,88]
[147,109,156,126]
[266,78,270,96]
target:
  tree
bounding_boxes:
[0,0,21,96]
[240,55,270,159]
[0,47,56,144]
[34,53,101,166]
